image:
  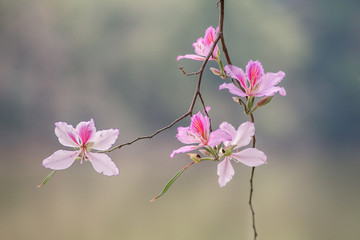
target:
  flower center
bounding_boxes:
[191,116,208,144]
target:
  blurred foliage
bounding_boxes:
[0,0,359,239]
[0,0,358,146]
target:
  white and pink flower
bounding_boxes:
[43,119,120,176]
[170,108,230,158]
[220,60,286,97]
[177,26,219,61]
[217,122,267,187]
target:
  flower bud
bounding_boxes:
[187,153,201,163]
[210,67,221,76]
[256,96,273,107]
[221,145,236,156]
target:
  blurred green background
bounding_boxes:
[0,0,359,239]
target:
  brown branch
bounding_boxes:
[218,0,244,91]
[219,0,232,66]
[101,111,190,152]
[102,7,224,153]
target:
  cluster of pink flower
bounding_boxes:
[170,108,266,187]
[178,26,286,99]
[173,26,286,186]
[41,25,286,189]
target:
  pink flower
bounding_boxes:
[170,108,230,158]
[217,122,267,187]
[219,60,286,97]
[43,119,120,176]
[177,26,219,61]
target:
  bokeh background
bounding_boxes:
[1,0,359,239]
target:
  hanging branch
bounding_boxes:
[218,0,232,66]
[219,2,260,237]
[101,6,225,154]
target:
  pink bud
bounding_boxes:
[210,67,221,76]
[256,96,273,107]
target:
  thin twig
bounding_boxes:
[179,67,201,76]
[249,112,258,240]
[249,166,257,239]
[101,112,190,152]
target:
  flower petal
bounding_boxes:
[219,83,247,97]
[246,60,264,85]
[176,127,198,144]
[204,26,216,46]
[203,26,219,59]
[211,44,219,59]
[204,106,211,113]
[193,37,206,56]
[256,86,286,97]
[76,119,96,145]
[232,122,255,148]
[263,71,285,86]
[278,87,287,96]
[43,150,80,170]
[170,145,199,158]
[87,152,119,176]
[231,148,267,167]
[224,65,247,90]
[177,54,206,61]
[256,71,285,96]
[190,111,210,143]
[91,129,119,151]
[54,122,79,148]
[217,157,235,187]
[208,129,231,146]
[219,122,237,146]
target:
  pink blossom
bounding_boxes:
[177,26,219,61]
[170,108,230,158]
[43,119,120,176]
[217,122,267,187]
[219,60,286,97]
